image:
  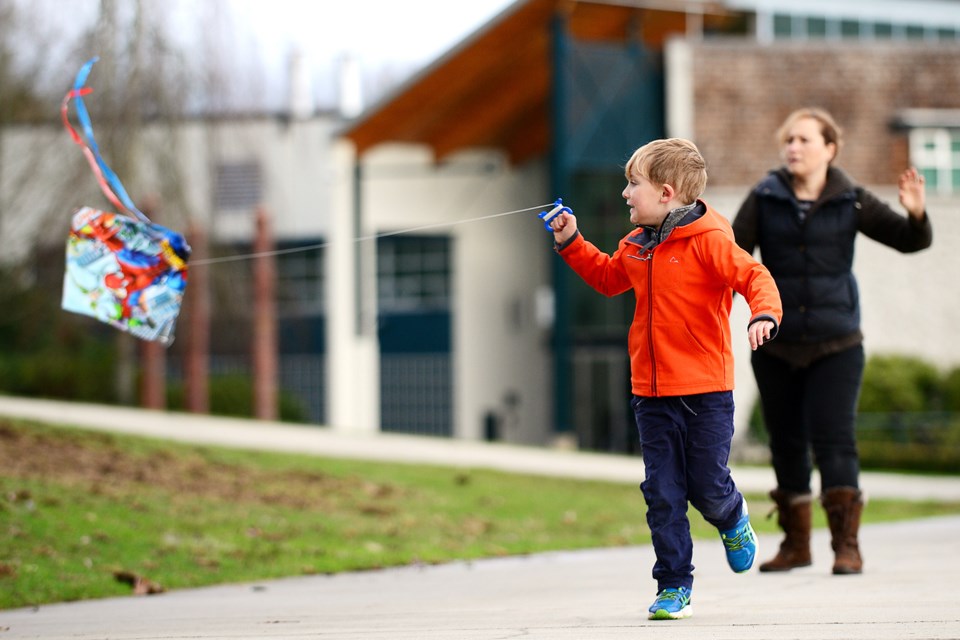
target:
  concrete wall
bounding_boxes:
[325,138,380,434]
[340,144,553,443]
[137,117,342,242]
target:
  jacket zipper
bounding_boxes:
[646,257,657,395]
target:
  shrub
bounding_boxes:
[0,344,118,403]
[167,375,307,423]
[746,400,767,445]
[746,353,960,474]
[858,354,941,413]
[941,366,960,412]
[857,412,960,473]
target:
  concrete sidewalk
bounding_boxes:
[1,396,960,639]
[2,517,959,639]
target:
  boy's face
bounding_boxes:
[622,171,668,227]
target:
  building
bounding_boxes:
[333,0,960,450]
[6,0,958,453]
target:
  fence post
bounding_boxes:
[140,340,166,409]
[139,196,166,409]
[184,221,210,413]
[252,206,278,421]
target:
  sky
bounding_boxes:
[230,0,516,68]
[13,0,517,113]
[225,0,518,110]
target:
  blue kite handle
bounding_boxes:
[538,198,572,231]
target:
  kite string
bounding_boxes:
[191,203,554,266]
[62,60,556,268]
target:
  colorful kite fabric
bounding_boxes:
[60,57,191,345]
[62,207,189,345]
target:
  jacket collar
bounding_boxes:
[765,166,858,204]
[626,200,706,249]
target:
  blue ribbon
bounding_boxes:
[71,57,151,225]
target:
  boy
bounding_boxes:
[547,138,782,620]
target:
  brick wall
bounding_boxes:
[688,41,960,187]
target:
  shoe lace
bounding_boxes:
[721,526,753,552]
[656,588,688,605]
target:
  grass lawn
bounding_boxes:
[3,417,959,610]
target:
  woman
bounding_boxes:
[732,107,932,575]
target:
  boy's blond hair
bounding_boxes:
[624,138,707,205]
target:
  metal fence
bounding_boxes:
[856,412,960,473]
[167,354,326,424]
[380,353,452,437]
[278,354,326,424]
[169,352,458,437]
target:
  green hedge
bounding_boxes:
[0,263,308,422]
[856,411,960,474]
[0,351,307,424]
[748,353,960,474]
[166,375,306,422]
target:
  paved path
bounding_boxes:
[2,517,959,639]
[1,396,960,639]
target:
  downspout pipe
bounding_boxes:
[549,10,572,437]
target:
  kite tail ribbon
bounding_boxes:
[61,56,152,225]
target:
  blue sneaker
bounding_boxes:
[720,511,758,573]
[647,587,692,620]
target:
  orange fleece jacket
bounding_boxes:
[559,201,782,397]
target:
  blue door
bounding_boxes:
[377,235,453,436]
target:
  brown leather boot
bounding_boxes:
[759,489,813,572]
[821,487,865,575]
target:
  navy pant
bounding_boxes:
[632,391,744,592]
[750,344,863,493]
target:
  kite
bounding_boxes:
[60,57,190,345]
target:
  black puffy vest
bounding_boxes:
[753,174,860,343]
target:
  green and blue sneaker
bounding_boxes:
[720,510,758,573]
[647,587,692,620]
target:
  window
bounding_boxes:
[773,14,793,39]
[277,244,325,315]
[874,22,894,39]
[937,27,958,41]
[840,19,860,38]
[910,128,960,195]
[767,14,955,43]
[377,236,451,312]
[806,16,827,39]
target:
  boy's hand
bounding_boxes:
[748,320,775,350]
[551,212,578,245]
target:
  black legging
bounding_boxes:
[750,344,864,493]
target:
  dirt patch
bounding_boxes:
[0,419,401,510]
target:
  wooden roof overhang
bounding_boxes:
[341,0,723,165]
